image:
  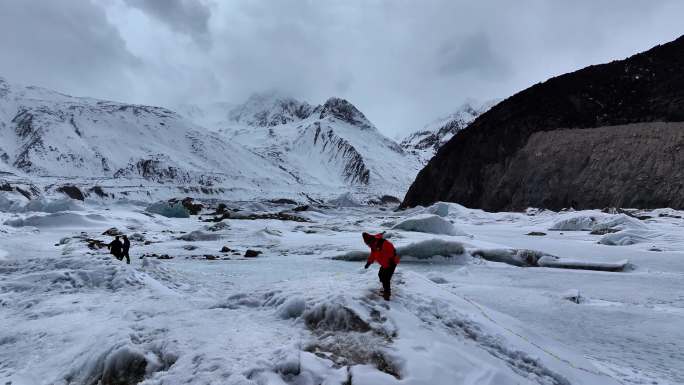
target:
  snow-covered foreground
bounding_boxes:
[1,201,683,385]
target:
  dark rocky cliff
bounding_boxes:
[401,35,684,211]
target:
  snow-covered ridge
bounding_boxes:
[401,99,500,163]
[227,91,314,127]
[0,77,421,202]
[178,91,420,198]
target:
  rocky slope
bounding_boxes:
[401,100,498,163]
[402,35,684,210]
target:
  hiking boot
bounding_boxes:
[383,292,390,301]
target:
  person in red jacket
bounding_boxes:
[363,232,400,301]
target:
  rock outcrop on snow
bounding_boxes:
[402,35,684,210]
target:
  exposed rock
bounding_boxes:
[526,232,547,236]
[102,227,123,236]
[182,197,203,215]
[380,195,401,205]
[88,186,108,198]
[56,185,84,201]
[293,205,310,212]
[403,35,684,211]
[244,249,262,258]
[269,198,298,205]
[220,246,231,253]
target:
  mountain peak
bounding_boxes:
[401,98,499,163]
[316,97,373,129]
[228,92,313,127]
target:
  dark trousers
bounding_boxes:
[122,249,130,264]
[378,264,396,295]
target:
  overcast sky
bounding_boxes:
[1,0,683,137]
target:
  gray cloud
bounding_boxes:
[2,0,684,137]
[437,33,511,79]
[0,0,139,102]
[123,0,212,46]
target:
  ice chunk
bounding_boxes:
[146,201,190,218]
[597,229,650,245]
[3,212,105,228]
[392,214,467,236]
[425,202,449,217]
[332,239,465,262]
[278,297,307,319]
[176,230,221,241]
[472,248,546,267]
[539,256,629,272]
[549,215,596,231]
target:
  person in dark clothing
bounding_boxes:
[121,235,131,264]
[108,236,123,260]
[363,232,400,301]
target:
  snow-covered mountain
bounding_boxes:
[214,95,422,198]
[401,99,499,163]
[0,77,307,198]
[0,77,421,201]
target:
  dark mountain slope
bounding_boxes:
[402,35,684,210]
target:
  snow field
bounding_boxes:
[0,200,683,384]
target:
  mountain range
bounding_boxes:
[0,77,490,203]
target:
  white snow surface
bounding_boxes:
[392,213,468,236]
[1,199,683,384]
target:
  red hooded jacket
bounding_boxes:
[363,233,399,268]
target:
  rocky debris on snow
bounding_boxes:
[392,214,467,236]
[244,249,262,258]
[56,185,85,201]
[659,212,682,219]
[102,227,123,236]
[212,203,228,215]
[204,211,309,223]
[88,185,109,198]
[368,195,402,206]
[526,231,547,236]
[177,197,203,215]
[146,201,190,218]
[141,253,173,260]
[86,239,108,250]
[220,246,232,253]
[269,198,298,205]
[293,205,310,212]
